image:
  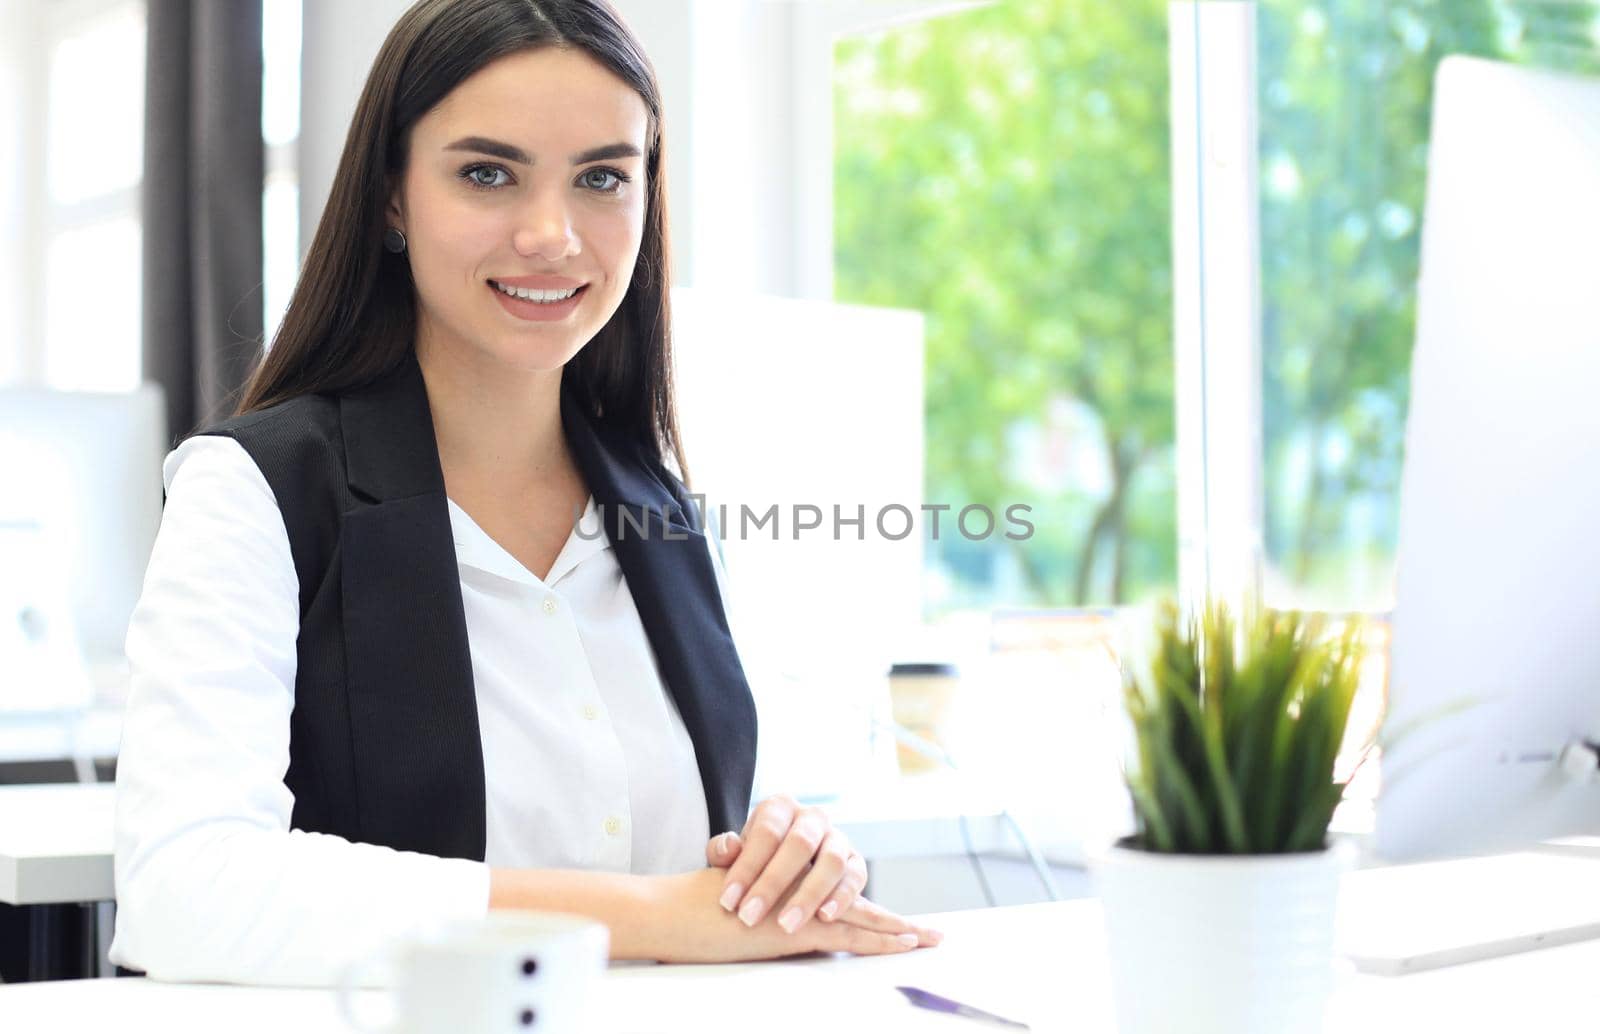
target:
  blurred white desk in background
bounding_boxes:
[806,771,1013,860]
[0,704,123,769]
[0,783,116,906]
[0,782,117,980]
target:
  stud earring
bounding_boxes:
[383,227,408,254]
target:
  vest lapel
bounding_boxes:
[339,359,486,860]
[559,389,758,837]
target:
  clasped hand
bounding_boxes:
[703,794,942,954]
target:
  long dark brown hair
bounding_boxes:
[237,0,687,483]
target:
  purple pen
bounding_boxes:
[895,986,1031,1030]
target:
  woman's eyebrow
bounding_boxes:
[443,136,642,165]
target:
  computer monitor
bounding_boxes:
[1376,56,1600,861]
[0,383,167,706]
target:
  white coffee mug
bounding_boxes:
[338,911,610,1034]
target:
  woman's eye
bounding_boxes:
[461,164,510,189]
[580,168,629,193]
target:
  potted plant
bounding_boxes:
[1093,598,1369,1034]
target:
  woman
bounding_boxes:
[110,0,939,985]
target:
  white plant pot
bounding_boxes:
[1091,839,1353,1034]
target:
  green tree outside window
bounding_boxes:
[835,0,1597,615]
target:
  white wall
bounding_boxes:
[681,1,800,295]
[296,0,411,259]
[670,285,926,796]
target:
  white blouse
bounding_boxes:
[109,433,736,985]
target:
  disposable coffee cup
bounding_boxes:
[886,661,961,774]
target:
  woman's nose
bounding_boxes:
[512,190,581,261]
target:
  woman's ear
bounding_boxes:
[385,192,404,232]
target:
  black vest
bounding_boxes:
[198,355,757,861]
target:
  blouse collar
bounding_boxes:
[446,492,611,589]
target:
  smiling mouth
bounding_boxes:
[488,279,587,304]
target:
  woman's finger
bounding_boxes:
[770,828,853,934]
[733,805,829,927]
[817,851,868,922]
[718,795,798,916]
[837,895,943,947]
[801,916,924,956]
[705,830,742,868]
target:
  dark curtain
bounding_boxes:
[141,0,264,444]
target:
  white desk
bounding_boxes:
[0,783,118,981]
[1,900,1597,1031]
[0,783,116,905]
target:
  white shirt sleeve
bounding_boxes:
[110,435,490,987]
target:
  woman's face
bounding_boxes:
[390,46,650,375]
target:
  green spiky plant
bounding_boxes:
[1121,598,1369,855]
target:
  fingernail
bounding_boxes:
[719,882,743,912]
[716,833,734,857]
[925,929,944,945]
[896,932,918,948]
[738,896,765,927]
[778,907,802,933]
[818,901,839,921]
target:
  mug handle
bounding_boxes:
[336,950,400,1033]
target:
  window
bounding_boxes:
[39,0,146,393]
[0,0,302,389]
[830,1,1174,845]
[833,0,1179,618]
[1193,0,1600,814]
[1256,0,1600,612]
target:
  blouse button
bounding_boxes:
[604,816,623,837]
[582,704,600,721]
[542,597,558,615]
